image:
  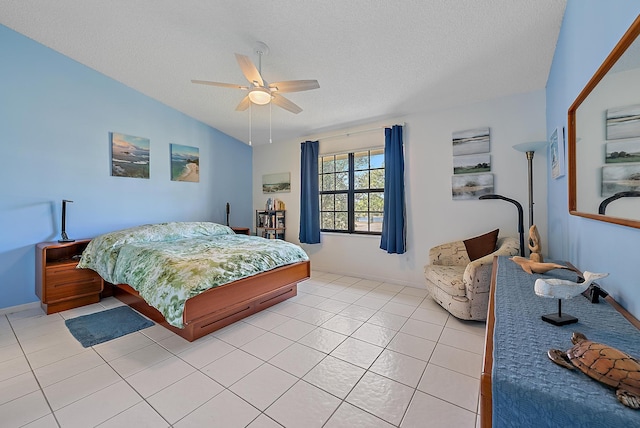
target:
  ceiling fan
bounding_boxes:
[192,42,319,114]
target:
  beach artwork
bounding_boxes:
[550,126,565,179]
[452,127,490,156]
[452,173,494,200]
[111,132,150,179]
[453,153,491,175]
[605,139,640,164]
[263,172,291,193]
[602,164,640,197]
[606,104,640,140]
[170,144,200,182]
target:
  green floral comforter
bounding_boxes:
[78,222,309,328]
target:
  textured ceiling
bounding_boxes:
[0,0,567,145]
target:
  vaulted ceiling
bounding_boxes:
[0,0,567,145]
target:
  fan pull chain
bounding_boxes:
[269,102,272,144]
[249,102,252,146]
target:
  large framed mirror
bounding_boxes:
[569,15,640,228]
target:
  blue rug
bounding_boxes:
[65,306,154,347]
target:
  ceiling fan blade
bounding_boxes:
[271,94,303,114]
[269,80,320,93]
[235,95,251,111]
[191,80,248,90]
[235,53,264,87]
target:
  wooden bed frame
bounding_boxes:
[112,260,310,342]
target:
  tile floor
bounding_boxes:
[0,271,485,427]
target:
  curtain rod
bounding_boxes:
[310,122,405,142]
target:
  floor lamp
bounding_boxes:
[512,141,548,229]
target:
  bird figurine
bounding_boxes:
[534,271,609,300]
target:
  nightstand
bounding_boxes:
[231,227,251,235]
[35,239,103,314]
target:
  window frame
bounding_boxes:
[319,148,385,235]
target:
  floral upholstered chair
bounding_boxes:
[424,230,519,321]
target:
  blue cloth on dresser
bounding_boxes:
[492,256,640,427]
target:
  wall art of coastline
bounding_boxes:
[111,132,150,179]
[171,144,200,182]
[452,127,490,156]
[606,104,640,140]
[453,153,491,175]
[452,173,494,200]
[605,139,640,164]
[262,172,291,193]
[602,164,640,197]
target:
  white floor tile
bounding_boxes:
[370,349,427,388]
[141,324,175,342]
[389,293,424,307]
[325,402,395,428]
[126,356,196,398]
[93,332,155,361]
[34,349,104,388]
[156,333,200,354]
[351,323,397,347]
[400,318,444,342]
[401,390,476,428]
[0,355,30,383]
[243,310,291,331]
[418,364,479,412]
[410,307,450,326]
[303,355,365,399]
[229,363,297,411]
[0,371,40,406]
[429,343,483,378]
[97,401,169,427]
[331,291,365,304]
[267,301,310,318]
[386,332,437,361]
[269,342,326,377]
[271,318,317,341]
[110,343,173,377]
[347,371,414,425]
[12,317,66,343]
[246,413,283,428]
[381,301,417,317]
[294,307,335,326]
[315,299,351,314]
[43,363,121,411]
[54,380,142,428]
[339,304,376,321]
[321,314,364,336]
[25,338,87,370]
[147,371,224,424]
[399,286,429,298]
[266,380,341,428]
[21,413,59,428]
[177,336,235,368]
[439,327,485,354]
[353,295,388,310]
[241,331,294,360]
[174,389,259,427]
[0,390,51,428]
[201,349,262,387]
[330,337,383,369]
[298,327,348,354]
[290,293,328,308]
[445,316,487,337]
[212,321,266,347]
[367,311,408,331]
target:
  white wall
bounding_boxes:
[254,90,548,287]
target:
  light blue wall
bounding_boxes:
[546,1,640,318]
[0,25,252,309]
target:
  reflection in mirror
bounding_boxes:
[569,15,640,228]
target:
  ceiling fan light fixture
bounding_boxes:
[248,88,272,105]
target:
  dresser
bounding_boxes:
[36,239,103,314]
[482,256,640,427]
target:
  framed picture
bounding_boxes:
[452,173,494,200]
[263,172,291,193]
[453,153,491,175]
[170,144,199,182]
[602,164,640,196]
[549,126,565,179]
[110,132,150,179]
[452,127,490,156]
[605,140,640,164]
[606,104,640,140]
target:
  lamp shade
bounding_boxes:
[513,141,548,153]
[248,88,272,105]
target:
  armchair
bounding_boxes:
[424,236,519,320]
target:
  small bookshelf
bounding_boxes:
[256,210,286,240]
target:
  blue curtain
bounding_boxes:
[380,125,406,254]
[299,140,320,244]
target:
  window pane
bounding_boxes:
[322,157,335,173]
[335,212,348,230]
[370,169,384,189]
[370,212,384,232]
[335,154,349,172]
[321,194,334,211]
[336,172,348,190]
[354,193,369,212]
[354,171,369,190]
[335,193,347,211]
[370,192,384,212]
[322,173,335,191]
[354,151,369,170]
[321,212,334,229]
[370,149,384,168]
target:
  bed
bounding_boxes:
[78,222,310,341]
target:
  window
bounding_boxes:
[319,149,384,234]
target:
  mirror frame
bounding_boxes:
[568,15,640,228]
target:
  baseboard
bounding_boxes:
[0,301,41,316]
